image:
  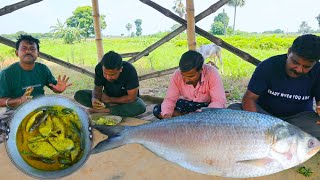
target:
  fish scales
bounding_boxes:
[92,108,320,178]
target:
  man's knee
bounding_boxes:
[74,90,89,101]
[74,91,82,101]
[135,98,146,114]
[74,90,92,107]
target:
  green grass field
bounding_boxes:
[0,33,300,101]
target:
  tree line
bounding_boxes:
[2,1,320,42]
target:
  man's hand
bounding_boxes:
[92,99,106,109]
[162,114,172,119]
[20,87,34,104]
[316,106,320,116]
[49,75,72,93]
[88,107,110,114]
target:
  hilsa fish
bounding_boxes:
[91,109,320,178]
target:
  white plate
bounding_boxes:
[90,114,122,125]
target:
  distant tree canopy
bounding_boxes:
[66,6,106,38]
[316,14,320,28]
[262,29,285,34]
[172,0,185,18]
[135,19,143,36]
[298,21,312,34]
[211,11,230,35]
[126,23,133,36]
[228,0,246,34]
[51,19,81,44]
[214,12,229,26]
[211,21,225,35]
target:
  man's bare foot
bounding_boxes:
[87,108,110,114]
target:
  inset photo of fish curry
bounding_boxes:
[16,106,83,171]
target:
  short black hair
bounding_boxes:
[16,34,40,51]
[290,34,320,62]
[179,50,204,72]
[101,51,123,69]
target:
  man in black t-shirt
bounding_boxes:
[228,34,320,139]
[74,51,146,117]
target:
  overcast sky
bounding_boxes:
[1,0,319,35]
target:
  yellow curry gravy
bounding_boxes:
[16,106,84,171]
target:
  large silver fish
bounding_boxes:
[91,109,320,178]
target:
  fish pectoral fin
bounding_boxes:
[236,158,274,167]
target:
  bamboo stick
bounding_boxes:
[130,0,230,63]
[185,0,196,50]
[0,0,43,16]
[120,52,149,58]
[92,0,104,62]
[142,0,260,66]
[138,66,178,81]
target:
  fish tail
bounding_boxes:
[91,125,127,154]
[93,125,125,137]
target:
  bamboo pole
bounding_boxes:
[185,0,196,50]
[131,0,230,64]
[138,66,178,81]
[120,52,149,58]
[0,0,43,16]
[142,0,261,66]
[92,0,104,62]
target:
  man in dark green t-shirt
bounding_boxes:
[0,35,72,109]
[0,35,72,143]
[74,51,146,117]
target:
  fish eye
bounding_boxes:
[308,139,315,148]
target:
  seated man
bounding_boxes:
[74,51,146,117]
[228,34,320,139]
[0,35,71,142]
[153,50,226,119]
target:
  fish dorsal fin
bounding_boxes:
[236,158,274,167]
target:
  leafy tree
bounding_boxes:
[125,23,133,36]
[50,19,66,38]
[298,21,311,34]
[214,12,229,25]
[273,29,284,34]
[211,21,225,35]
[51,19,81,44]
[135,19,143,36]
[214,10,229,35]
[172,0,185,18]
[66,6,106,38]
[16,31,28,36]
[316,14,320,28]
[228,0,245,34]
[62,28,81,44]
